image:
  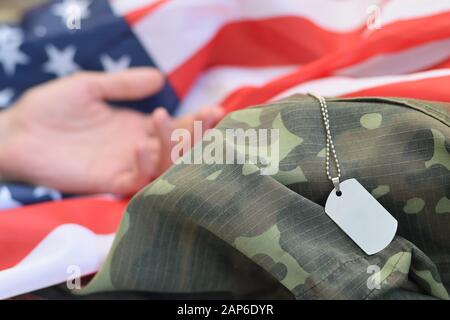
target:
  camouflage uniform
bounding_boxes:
[81,95,450,299]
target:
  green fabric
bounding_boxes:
[81,95,450,299]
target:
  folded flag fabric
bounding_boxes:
[0,0,178,114]
[0,0,450,298]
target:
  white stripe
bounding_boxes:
[382,0,450,26]
[109,0,160,16]
[132,0,378,73]
[129,0,450,73]
[273,69,450,100]
[0,224,114,299]
[338,38,450,77]
[176,65,297,116]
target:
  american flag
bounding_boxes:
[0,0,449,298]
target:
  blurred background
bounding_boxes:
[0,0,46,23]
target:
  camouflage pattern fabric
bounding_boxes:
[81,95,450,299]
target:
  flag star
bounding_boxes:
[0,88,14,108]
[0,26,29,75]
[100,54,131,73]
[43,44,80,77]
[0,186,22,210]
[52,0,92,23]
[33,186,62,201]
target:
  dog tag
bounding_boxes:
[325,179,397,255]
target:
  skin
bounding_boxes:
[0,68,224,195]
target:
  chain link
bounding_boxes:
[308,93,342,192]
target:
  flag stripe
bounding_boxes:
[109,0,162,16]
[342,74,450,103]
[0,198,126,271]
[272,69,450,101]
[168,16,361,97]
[0,224,114,299]
[123,0,168,24]
[222,13,450,112]
[337,38,450,77]
[176,65,298,116]
[131,0,375,74]
[130,0,450,74]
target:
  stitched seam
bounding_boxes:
[296,256,367,298]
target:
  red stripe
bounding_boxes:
[169,16,361,98]
[124,0,167,25]
[0,198,127,271]
[216,12,450,112]
[342,74,450,103]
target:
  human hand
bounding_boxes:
[0,68,164,195]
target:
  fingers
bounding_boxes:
[211,106,226,125]
[136,139,160,184]
[111,139,161,195]
[152,107,175,172]
[80,68,165,101]
[175,106,225,145]
[109,106,225,195]
[145,113,157,136]
[196,106,224,129]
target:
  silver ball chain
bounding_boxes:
[308,93,342,193]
